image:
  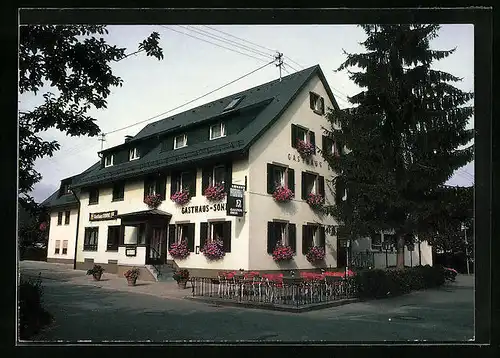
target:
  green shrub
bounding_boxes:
[19,274,53,340]
[354,265,446,299]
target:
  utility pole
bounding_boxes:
[98,133,106,151]
[274,52,283,81]
[462,222,470,275]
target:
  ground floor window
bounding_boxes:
[122,224,146,246]
[168,223,195,252]
[107,226,121,251]
[55,240,60,254]
[83,227,99,251]
[301,224,325,254]
[62,240,68,255]
[267,221,296,253]
[200,221,231,252]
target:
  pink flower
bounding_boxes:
[204,184,226,201]
[297,140,315,157]
[169,240,190,259]
[202,239,225,260]
[170,189,191,205]
[273,186,294,202]
[144,193,162,208]
[306,246,326,263]
[307,193,325,210]
[272,245,294,261]
[39,222,48,231]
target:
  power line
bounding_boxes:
[284,55,305,70]
[104,60,276,136]
[202,25,277,54]
[160,25,270,64]
[181,25,274,60]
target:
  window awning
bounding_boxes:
[116,209,172,222]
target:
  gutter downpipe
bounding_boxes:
[71,188,81,270]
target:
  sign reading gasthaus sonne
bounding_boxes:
[226,184,245,217]
[89,210,118,221]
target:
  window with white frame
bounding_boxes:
[62,240,68,255]
[168,223,195,252]
[212,165,226,187]
[266,163,294,194]
[267,221,296,253]
[174,134,187,149]
[309,92,325,115]
[273,166,286,188]
[291,124,316,152]
[104,154,114,167]
[129,147,139,160]
[209,122,226,140]
[55,240,60,254]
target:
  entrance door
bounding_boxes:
[147,226,166,264]
[337,239,348,268]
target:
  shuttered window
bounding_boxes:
[57,212,63,225]
[168,223,196,253]
[291,124,316,154]
[89,188,99,205]
[266,164,295,195]
[112,182,125,201]
[144,175,166,200]
[107,226,120,251]
[309,92,325,115]
[83,227,99,251]
[267,222,296,254]
[301,173,325,199]
[202,163,232,194]
[302,225,326,254]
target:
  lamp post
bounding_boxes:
[461,222,470,275]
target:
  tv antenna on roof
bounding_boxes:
[274,52,284,81]
[98,133,106,151]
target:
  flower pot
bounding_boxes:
[127,277,137,286]
[93,273,102,281]
[177,279,188,289]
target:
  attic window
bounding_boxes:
[310,92,325,115]
[223,96,243,112]
[210,123,226,140]
[129,148,139,161]
[174,134,188,149]
[104,154,114,167]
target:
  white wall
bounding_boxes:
[76,158,250,269]
[47,208,78,261]
[248,74,340,270]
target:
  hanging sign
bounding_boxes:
[226,184,245,217]
[89,210,118,221]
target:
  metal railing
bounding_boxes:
[191,276,358,307]
[351,251,375,269]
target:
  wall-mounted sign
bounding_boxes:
[89,210,118,221]
[181,203,226,214]
[125,246,137,257]
[226,184,245,217]
[287,153,334,171]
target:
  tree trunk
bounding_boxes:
[396,234,405,269]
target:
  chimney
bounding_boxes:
[124,135,133,143]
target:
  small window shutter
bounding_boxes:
[156,174,166,200]
[289,224,296,253]
[309,93,315,110]
[200,222,208,249]
[144,178,150,200]
[301,172,307,200]
[267,222,276,254]
[318,176,325,197]
[320,97,325,114]
[119,226,125,245]
[302,225,309,254]
[287,168,295,194]
[291,124,298,148]
[319,226,326,249]
[202,167,211,195]
[224,162,232,192]
[310,131,316,154]
[170,171,179,197]
[186,223,195,252]
[107,226,113,246]
[267,163,275,194]
[222,221,232,252]
[168,225,176,250]
[321,136,328,155]
[189,170,197,197]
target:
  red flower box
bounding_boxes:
[273,186,294,203]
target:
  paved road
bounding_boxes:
[19,261,474,342]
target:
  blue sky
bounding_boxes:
[19,24,474,202]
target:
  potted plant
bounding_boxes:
[272,186,294,203]
[204,183,226,201]
[123,267,140,286]
[305,246,326,263]
[170,188,191,205]
[86,264,105,281]
[201,239,225,260]
[172,269,190,289]
[144,193,162,208]
[307,193,325,210]
[169,239,190,259]
[297,139,315,158]
[272,244,294,262]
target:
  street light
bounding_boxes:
[461,222,470,275]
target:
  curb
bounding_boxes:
[184,296,360,313]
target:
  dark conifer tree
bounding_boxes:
[322,25,473,269]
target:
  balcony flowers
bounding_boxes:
[272,244,294,262]
[144,193,162,208]
[170,189,191,205]
[204,183,226,201]
[273,186,294,203]
[306,246,326,263]
[307,193,325,210]
[202,239,225,261]
[39,222,48,231]
[169,239,190,259]
[297,139,315,158]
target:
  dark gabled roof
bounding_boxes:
[72,65,340,188]
[40,161,101,208]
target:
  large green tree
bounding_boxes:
[322,25,473,269]
[19,25,164,213]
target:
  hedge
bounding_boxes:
[19,274,53,340]
[353,265,446,299]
